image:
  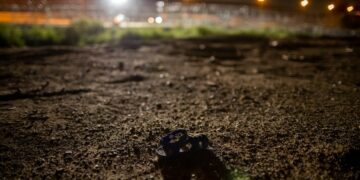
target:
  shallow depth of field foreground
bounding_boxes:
[0,36,359,179]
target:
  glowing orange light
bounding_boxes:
[300,0,309,7]
[347,6,354,12]
[327,4,335,11]
[0,11,71,26]
[257,0,265,3]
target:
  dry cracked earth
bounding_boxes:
[0,36,359,179]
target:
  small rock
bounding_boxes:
[206,81,217,87]
[209,56,216,62]
[282,54,289,61]
[166,81,173,87]
[249,68,258,74]
[345,47,353,53]
[65,150,73,155]
[93,164,100,171]
[55,168,64,176]
[159,73,169,79]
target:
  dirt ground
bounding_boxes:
[0,36,359,179]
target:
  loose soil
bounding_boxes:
[0,36,359,179]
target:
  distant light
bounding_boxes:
[114,14,125,24]
[110,0,127,6]
[270,40,279,47]
[347,6,354,12]
[148,17,155,24]
[155,16,163,24]
[156,1,165,8]
[300,0,309,7]
[327,4,335,11]
[257,0,265,2]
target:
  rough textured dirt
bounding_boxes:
[0,37,359,179]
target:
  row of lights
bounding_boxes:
[110,0,164,24]
[112,0,355,13]
[258,0,356,12]
[113,0,357,25]
[116,16,163,24]
[115,15,164,24]
[148,16,163,24]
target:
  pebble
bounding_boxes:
[166,81,173,86]
[65,150,73,155]
[206,81,217,87]
[93,164,100,171]
[345,47,353,53]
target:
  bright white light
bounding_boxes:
[155,16,163,24]
[148,17,155,24]
[156,1,165,8]
[328,4,335,11]
[300,0,308,7]
[110,0,127,6]
[347,6,354,12]
[114,14,125,24]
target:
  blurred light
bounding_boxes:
[270,40,278,47]
[347,6,354,12]
[156,1,165,7]
[114,14,125,24]
[300,0,309,7]
[257,0,265,3]
[155,16,163,24]
[148,17,155,24]
[327,4,335,11]
[110,0,127,6]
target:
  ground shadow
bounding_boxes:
[0,88,91,101]
[340,149,360,171]
[157,149,230,180]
